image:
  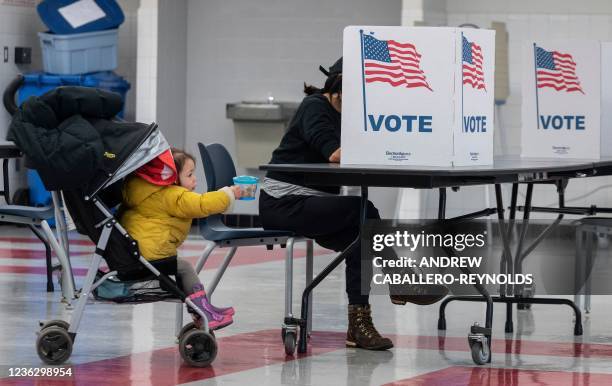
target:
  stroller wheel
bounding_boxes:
[39,320,69,332]
[179,322,215,340]
[179,322,198,339]
[179,329,217,367]
[36,326,73,365]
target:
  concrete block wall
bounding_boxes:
[398,0,612,219]
[184,0,403,215]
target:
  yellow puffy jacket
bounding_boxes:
[120,176,233,261]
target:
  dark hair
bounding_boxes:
[304,73,342,96]
[170,147,196,185]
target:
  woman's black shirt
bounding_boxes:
[266,93,341,194]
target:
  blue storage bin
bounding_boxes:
[18,71,130,117]
[18,71,131,217]
[39,29,118,75]
[37,0,124,35]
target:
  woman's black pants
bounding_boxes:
[259,190,380,305]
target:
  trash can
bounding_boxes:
[39,29,119,75]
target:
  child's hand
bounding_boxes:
[230,185,242,199]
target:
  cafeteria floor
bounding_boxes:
[1,225,611,386]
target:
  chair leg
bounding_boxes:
[284,238,296,321]
[27,224,54,292]
[206,247,237,299]
[305,239,314,335]
[174,302,184,339]
[194,241,217,274]
[585,231,594,314]
[40,220,76,303]
[43,241,54,293]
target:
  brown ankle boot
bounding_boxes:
[390,284,449,306]
[346,304,393,350]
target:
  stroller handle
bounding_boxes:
[2,74,24,116]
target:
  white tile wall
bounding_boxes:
[116,0,139,122]
[135,0,157,125]
[0,2,44,193]
[184,0,403,216]
[0,0,138,195]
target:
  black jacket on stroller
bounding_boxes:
[7,86,147,192]
[7,86,171,275]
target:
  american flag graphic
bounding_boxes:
[535,46,584,93]
[462,36,486,90]
[362,34,432,91]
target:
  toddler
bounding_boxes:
[120,147,240,330]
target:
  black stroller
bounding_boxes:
[6,85,217,367]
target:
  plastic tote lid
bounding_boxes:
[233,176,259,184]
[37,0,125,35]
[23,72,130,91]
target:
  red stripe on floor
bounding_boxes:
[306,332,612,360]
[399,334,612,359]
[0,246,333,277]
[0,248,90,259]
[180,246,314,269]
[0,329,342,386]
[0,236,94,246]
[2,330,612,385]
[0,265,88,276]
[384,366,612,386]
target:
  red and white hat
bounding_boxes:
[135,149,177,185]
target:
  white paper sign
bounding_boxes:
[58,0,106,29]
[341,26,495,167]
[453,29,495,166]
[521,40,601,159]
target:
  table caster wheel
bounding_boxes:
[468,334,490,365]
[284,330,297,356]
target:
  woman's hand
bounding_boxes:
[329,147,341,163]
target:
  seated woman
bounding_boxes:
[259,58,448,351]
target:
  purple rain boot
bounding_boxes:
[188,288,233,331]
[192,284,235,316]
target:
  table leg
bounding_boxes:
[27,224,54,292]
[2,158,10,204]
[503,183,519,333]
[438,188,446,220]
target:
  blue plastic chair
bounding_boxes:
[0,200,76,301]
[175,143,314,344]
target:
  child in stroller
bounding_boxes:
[13,86,234,367]
[120,147,240,330]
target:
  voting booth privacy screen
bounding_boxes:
[521,40,612,159]
[341,26,495,167]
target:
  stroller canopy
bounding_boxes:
[7,86,169,195]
